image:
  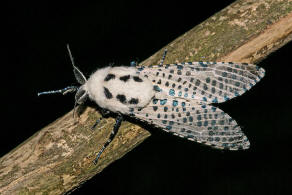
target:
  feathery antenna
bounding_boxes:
[67,44,76,68]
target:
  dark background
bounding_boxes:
[2,0,292,194]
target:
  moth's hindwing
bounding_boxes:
[129,96,250,150]
[137,62,265,103]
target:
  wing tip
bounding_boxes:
[232,135,250,150]
[225,135,250,150]
[209,134,250,151]
[255,66,266,80]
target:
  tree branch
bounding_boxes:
[1,0,292,194]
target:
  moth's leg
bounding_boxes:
[91,108,111,130]
[37,86,78,96]
[91,118,102,130]
[99,107,111,117]
[159,49,168,65]
[93,114,123,164]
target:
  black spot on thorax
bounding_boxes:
[104,87,113,99]
[120,75,130,82]
[116,94,127,104]
[133,76,143,82]
[104,74,115,81]
[129,98,139,104]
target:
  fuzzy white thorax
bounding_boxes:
[85,66,155,114]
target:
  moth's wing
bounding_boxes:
[129,97,250,150]
[137,62,265,103]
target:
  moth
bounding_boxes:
[38,45,265,164]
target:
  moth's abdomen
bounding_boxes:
[86,66,154,114]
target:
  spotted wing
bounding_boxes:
[129,96,250,150]
[137,62,265,103]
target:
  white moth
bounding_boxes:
[38,45,265,164]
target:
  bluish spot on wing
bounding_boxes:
[169,89,175,96]
[199,61,207,67]
[211,120,216,126]
[204,121,208,126]
[160,99,167,105]
[211,106,217,112]
[164,107,168,112]
[173,100,178,106]
[197,121,202,127]
[197,115,201,120]
[166,125,172,130]
[154,85,162,92]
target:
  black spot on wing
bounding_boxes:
[129,98,139,104]
[104,74,115,81]
[133,76,143,82]
[116,94,127,104]
[104,87,113,99]
[120,75,130,82]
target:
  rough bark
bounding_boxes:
[1,0,292,194]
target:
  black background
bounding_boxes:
[2,0,292,194]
